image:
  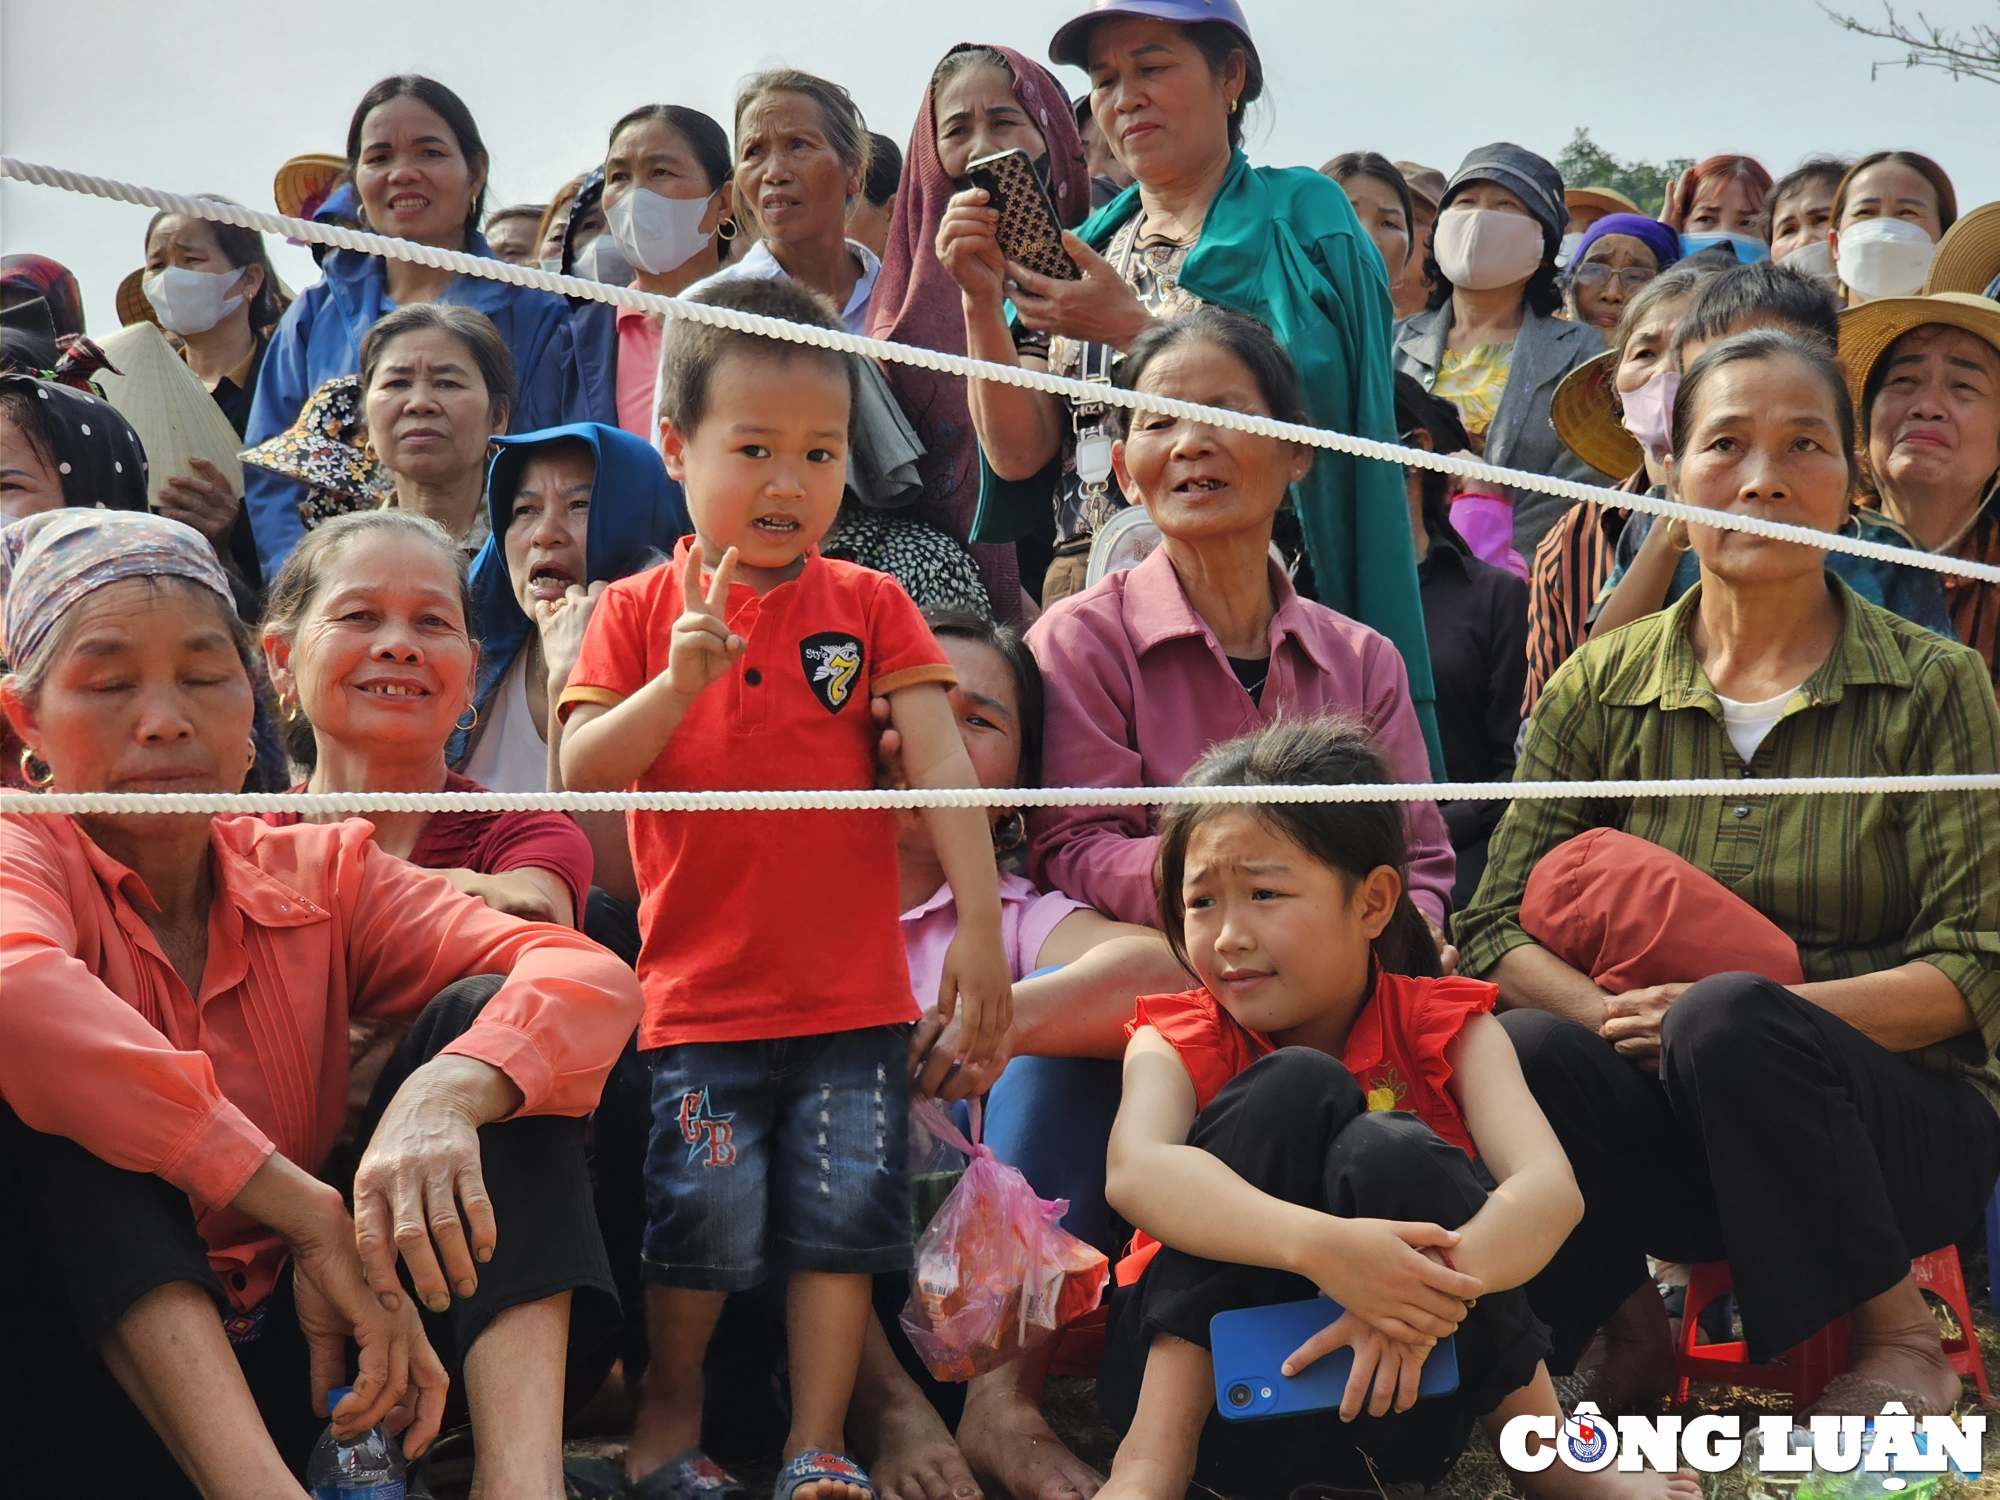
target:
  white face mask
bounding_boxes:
[606,186,716,276]
[1778,237,1837,288]
[1556,230,1585,270]
[141,265,247,335]
[575,233,636,286]
[1434,207,1546,291]
[1837,217,1937,301]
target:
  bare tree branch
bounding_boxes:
[1820,1,2000,85]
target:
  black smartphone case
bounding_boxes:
[965,147,1080,282]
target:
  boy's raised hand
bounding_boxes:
[667,545,745,700]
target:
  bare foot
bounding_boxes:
[1833,1276,1966,1416]
[858,1393,982,1500]
[956,1383,1103,1500]
[1571,1283,1677,1415]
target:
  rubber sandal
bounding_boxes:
[772,1449,875,1500]
[565,1455,634,1499]
[630,1448,750,1500]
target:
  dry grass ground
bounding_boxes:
[453,1256,2000,1499]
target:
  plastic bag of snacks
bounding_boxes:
[900,1096,1109,1382]
[909,1098,970,1238]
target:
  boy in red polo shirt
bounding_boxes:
[559,277,1011,1500]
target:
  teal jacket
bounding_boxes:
[971,150,1440,768]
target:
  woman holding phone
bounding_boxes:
[938,0,1432,759]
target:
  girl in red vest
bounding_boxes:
[1094,717,1698,1500]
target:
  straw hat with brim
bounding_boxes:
[1837,292,2000,419]
[1551,349,1644,482]
[115,269,161,331]
[1925,201,2000,297]
[92,322,245,509]
[274,153,347,221]
[1567,187,1642,221]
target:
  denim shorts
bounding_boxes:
[641,1026,912,1291]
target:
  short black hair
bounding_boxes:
[1107,307,1309,445]
[923,608,1045,787]
[1670,260,1840,368]
[657,277,858,438]
[862,132,903,209]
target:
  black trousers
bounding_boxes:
[0,975,621,1498]
[1096,1049,1550,1497]
[1503,973,2000,1368]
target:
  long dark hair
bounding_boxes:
[345,75,491,237]
[1392,372,1470,540]
[143,197,287,332]
[1155,718,1441,980]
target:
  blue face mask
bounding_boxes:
[1680,232,1770,264]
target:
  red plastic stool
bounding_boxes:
[1047,1303,1108,1378]
[1673,1248,1989,1410]
[1674,1260,1848,1409]
[1912,1247,1993,1405]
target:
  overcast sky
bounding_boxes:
[5,0,1997,333]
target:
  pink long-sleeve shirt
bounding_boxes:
[1025,547,1455,929]
[0,808,643,1311]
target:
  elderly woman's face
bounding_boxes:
[0,411,67,523]
[942,635,1023,794]
[1087,17,1243,187]
[1112,337,1310,547]
[504,447,595,617]
[269,531,475,758]
[934,61,1048,183]
[736,92,858,248]
[355,96,483,248]
[6,578,253,796]
[1671,353,1853,584]
[1572,234,1660,330]
[364,328,504,488]
[1868,326,2000,501]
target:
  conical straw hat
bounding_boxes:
[91,321,245,509]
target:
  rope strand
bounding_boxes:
[8,155,1997,584]
[10,776,2000,817]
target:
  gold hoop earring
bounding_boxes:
[456,703,480,733]
[19,747,54,789]
[247,741,259,771]
[278,691,301,724]
[1228,97,1239,114]
[717,217,739,242]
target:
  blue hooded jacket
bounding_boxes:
[241,231,587,578]
[452,422,691,764]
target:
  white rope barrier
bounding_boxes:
[9,777,2000,817]
[10,155,2000,585]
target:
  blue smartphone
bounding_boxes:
[1209,1296,1459,1421]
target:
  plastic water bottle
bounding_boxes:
[305,1386,406,1499]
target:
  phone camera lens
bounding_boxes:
[1227,1383,1253,1408]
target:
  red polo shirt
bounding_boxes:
[561,542,956,1046]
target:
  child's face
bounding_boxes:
[662,348,850,582]
[1180,811,1397,1048]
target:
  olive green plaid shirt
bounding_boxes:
[1457,576,2000,1111]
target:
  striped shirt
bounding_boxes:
[1458,575,2000,1112]
[1521,482,1640,719]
